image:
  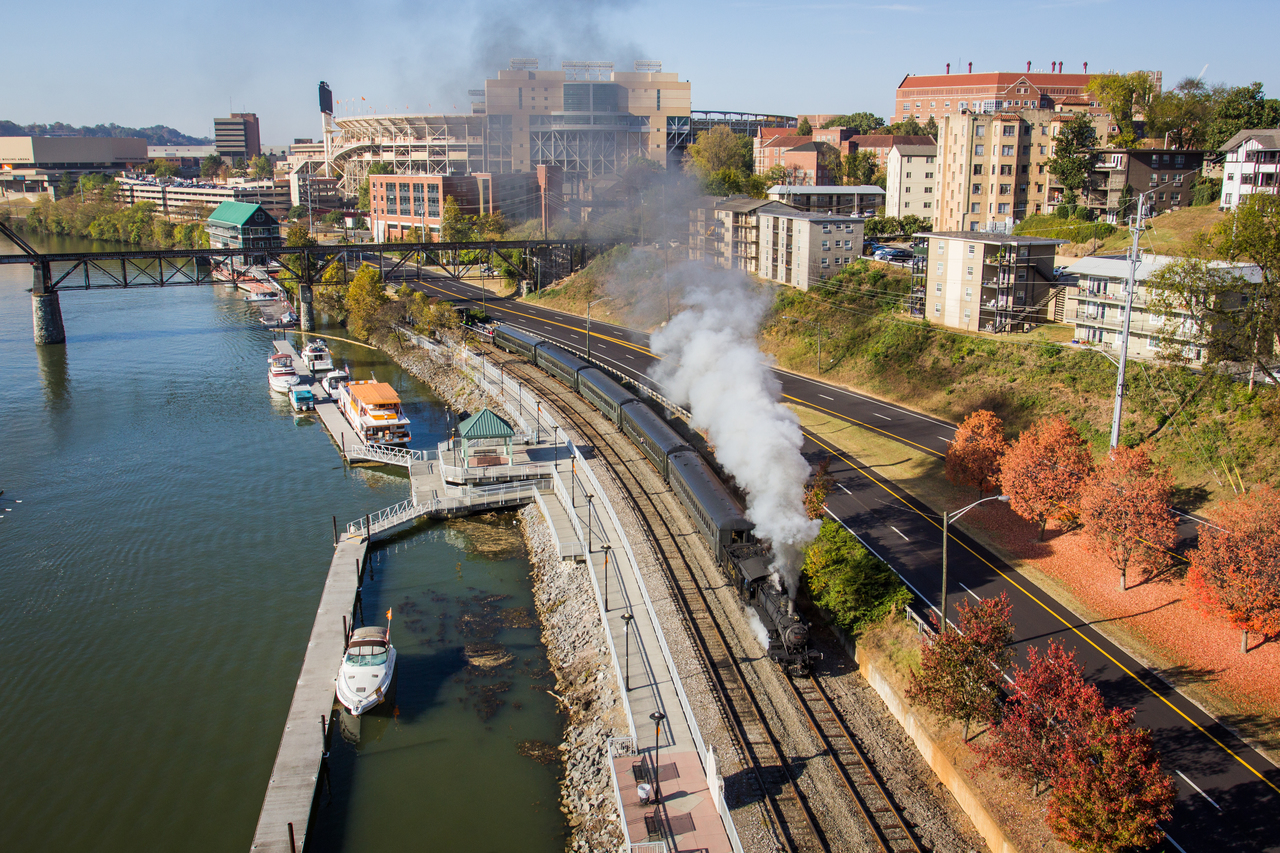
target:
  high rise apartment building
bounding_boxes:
[934,109,1108,232]
[885,142,938,223]
[214,113,261,162]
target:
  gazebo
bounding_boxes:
[456,408,515,466]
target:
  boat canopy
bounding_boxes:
[349,381,401,406]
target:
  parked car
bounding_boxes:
[874,248,914,263]
[863,241,885,256]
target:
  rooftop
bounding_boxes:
[207,201,275,227]
[348,381,402,406]
[1067,254,1262,282]
[1219,128,1280,152]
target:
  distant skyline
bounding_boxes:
[6,0,1278,145]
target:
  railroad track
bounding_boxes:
[495,352,824,853]
[787,674,923,853]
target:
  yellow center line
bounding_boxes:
[805,428,1280,795]
[786,394,945,459]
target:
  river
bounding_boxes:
[0,234,565,851]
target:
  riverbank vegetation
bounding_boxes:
[20,175,208,248]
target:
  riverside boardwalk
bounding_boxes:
[250,532,367,853]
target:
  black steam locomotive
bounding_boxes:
[728,544,818,675]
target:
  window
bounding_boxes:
[1225,193,1233,204]
[975,126,986,138]
[1002,125,1016,137]
[964,308,972,320]
[970,202,981,213]
[905,172,912,179]
[959,101,968,110]
[923,201,933,208]
[945,102,951,108]
[1172,192,1180,201]
[934,303,942,315]
[967,244,975,256]
[1000,164,1013,175]
[936,262,943,274]
[1023,145,1031,155]
[1020,164,1029,174]
[1175,154,1185,168]
[1001,145,1015,156]
[386,184,398,215]
[412,182,424,217]
[821,240,830,250]
[822,223,830,233]
[399,183,411,214]
[972,183,982,194]
[821,257,829,267]
[656,89,661,110]
[999,184,1011,194]
[1038,164,1045,174]
[1158,192,1165,201]
[926,156,935,163]
[966,266,973,278]
[974,164,984,175]
[975,144,984,156]
[1038,144,1046,155]
[1163,174,1170,183]
[997,203,1011,214]
[427,184,440,218]
[925,172,934,179]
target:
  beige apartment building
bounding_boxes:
[917,232,1063,333]
[935,109,1108,232]
[885,142,938,223]
[691,198,864,291]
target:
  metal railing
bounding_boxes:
[346,498,433,537]
[345,443,434,467]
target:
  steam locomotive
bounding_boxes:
[492,324,817,673]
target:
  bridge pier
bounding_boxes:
[32,261,66,345]
[299,285,315,332]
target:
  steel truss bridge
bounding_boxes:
[0,221,609,292]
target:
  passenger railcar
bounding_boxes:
[535,342,590,392]
[667,450,755,565]
[493,325,541,360]
[578,367,638,425]
[620,403,692,482]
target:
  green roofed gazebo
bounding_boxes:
[457,408,515,461]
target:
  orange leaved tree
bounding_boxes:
[1078,446,1178,591]
[1187,484,1280,653]
[945,410,1009,497]
[999,415,1094,540]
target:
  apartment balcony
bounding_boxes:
[1069,285,1147,307]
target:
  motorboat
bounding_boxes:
[336,379,412,445]
[288,385,316,412]
[321,369,351,398]
[336,624,397,716]
[301,339,334,373]
[245,290,279,303]
[268,353,300,393]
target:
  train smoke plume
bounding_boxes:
[648,264,819,597]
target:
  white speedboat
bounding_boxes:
[245,290,279,303]
[301,339,334,373]
[321,369,351,398]
[336,625,397,716]
[268,353,300,393]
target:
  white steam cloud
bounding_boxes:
[648,263,819,597]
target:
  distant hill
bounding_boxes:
[0,121,211,146]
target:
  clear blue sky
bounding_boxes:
[6,0,1276,144]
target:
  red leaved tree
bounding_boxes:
[1187,484,1280,653]
[804,457,834,520]
[945,410,1010,497]
[999,415,1094,540]
[1078,445,1178,591]
[908,593,1014,740]
[979,641,1104,795]
[1046,705,1176,853]
[981,641,1176,851]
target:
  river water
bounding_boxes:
[0,235,565,851]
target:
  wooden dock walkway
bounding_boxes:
[250,533,367,853]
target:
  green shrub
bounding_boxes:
[802,519,913,633]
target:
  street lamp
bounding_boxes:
[649,711,666,803]
[782,315,825,373]
[586,297,611,364]
[621,612,635,691]
[586,493,595,553]
[603,545,613,610]
[941,495,1010,632]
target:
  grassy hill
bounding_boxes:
[1059,204,1229,259]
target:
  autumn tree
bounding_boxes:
[980,642,1099,795]
[999,415,1094,539]
[1088,72,1158,146]
[1078,446,1177,590]
[1046,706,1176,853]
[685,126,754,178]
[945,410,1009,497]
[1187,484,1280,653]
[908,594,1014,740]
[804,457,834,520]
[344,264,389,340]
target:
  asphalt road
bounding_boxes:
[402,269,1278,853]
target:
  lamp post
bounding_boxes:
[649,711,666,803]
[586,297,611,364]
[782,315,825,373]
[586,493,594,553]
[941,495,1010,632]
[603,545,613,610]
[621,612,635,690]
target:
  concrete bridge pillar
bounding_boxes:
[32,260,66,345]
[299,285,315,331]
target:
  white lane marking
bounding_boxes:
[819,393,834,400]
[624,354,635,359]
[959,582,982,601]
[1175,770,1222,811]
[873,412,892,420]
[1158,828,1189,853]
[838,483,852,494]
[568,333,580,338]
[939,436,953,443]
[890,526,909,541]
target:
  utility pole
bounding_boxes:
[1109,192,1148,450]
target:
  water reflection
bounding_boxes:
[35,341,70,410]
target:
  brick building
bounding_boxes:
[368,165,561,241]
[892,66,1117,123]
